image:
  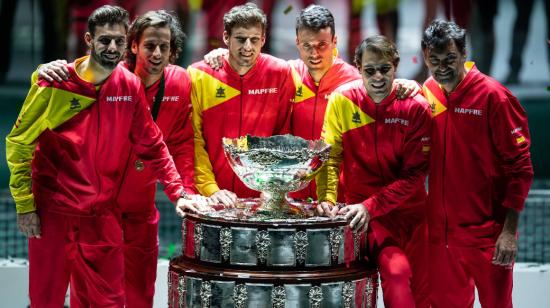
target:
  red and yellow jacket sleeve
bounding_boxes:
[6,81,95,213]
[189,70,220,196]
[363,98,431,218]
[273,64,295,135]
[489,94,533,211]
[316,92,345,204]
[129,85,184,202]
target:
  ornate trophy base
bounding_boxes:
[169,202,378,308]
[168,257,378,308]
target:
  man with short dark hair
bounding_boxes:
[190,2,295,206]
[7,5,200,307]
[422,19,534,308]
[37,9,204,307]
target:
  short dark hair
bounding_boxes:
[354,35,400,68]
[295,5,335,36]
[421,19,466,55]
[126,10,187,71]
[88,5,129,37]
[223,2,267,35]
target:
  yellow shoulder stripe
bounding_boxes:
[290,66,315,103]
[187,67,240,111]
[422,85,447,117]
[329,92,375,134]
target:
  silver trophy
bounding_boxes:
[222,134,331,216]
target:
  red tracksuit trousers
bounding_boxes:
[121,209,160,308]
[28,208,124,308]
[367,220,430,308]
[429,243,513,308]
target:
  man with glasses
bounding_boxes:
[317,35,431,308]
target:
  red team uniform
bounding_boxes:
[423,63,534,308]
[6,56,185,307]
[289,57,360,201]
[189,54,295,198]
[116,64,195,307]
[318,80,431,308]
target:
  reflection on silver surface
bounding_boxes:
[201,224,221,263]
[321,282,343,308]
[285,284,312,308]
[186,277,202,308]
[268,228,296,266]
[306,229,330,266]
[246,283,273,308]
[181,218,187,255]
[211,280,235,308]
[222,135,330,214]
[230,227,258,266]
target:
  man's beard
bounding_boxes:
[91,47,121,69]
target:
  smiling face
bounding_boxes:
[87,23,127,69]
[296,27,336,81]
[359,50,396,103]
[132,25,171,77]
[423,40,466,92]
[224,25,265,75]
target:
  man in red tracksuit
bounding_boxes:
[288,5,360,201]
[317,35,431,308]
[190,3,295,205]
[117,11,197,307]
[6,6,203,308]
[37,10,200,307]
[421,20,534,308]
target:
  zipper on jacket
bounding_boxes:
[442,102,450,247]
[232,77,244,193]
[374,104,385,183]
[93,90,102,214]
[310,84,319,198]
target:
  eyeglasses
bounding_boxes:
[363,64,393,76]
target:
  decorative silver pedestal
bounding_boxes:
[168,205,378,308]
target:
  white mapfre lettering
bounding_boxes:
[454,107,482,116]
[248,88,278,95]
[162,96,180,102]
[106,96,133,102]
[385,118,409,126]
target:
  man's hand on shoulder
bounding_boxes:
[394,79,421,99]
[17,212,41,238]
[38,59,69,82]
[203,48,228,70]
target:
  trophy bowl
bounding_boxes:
[222,134,331,216]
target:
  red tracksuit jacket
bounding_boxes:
[318,80,431,226]
[8,57,184,216]
[189,54,295,198]
[116,64,195,213]
[423,63,534,248]
[289,57,360,201]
